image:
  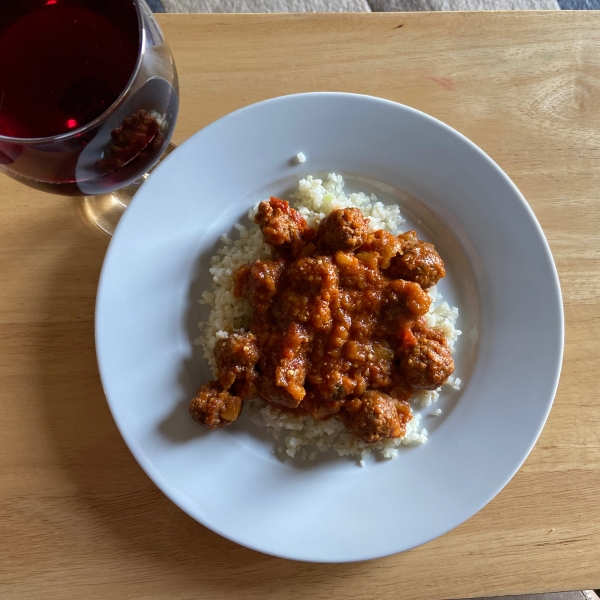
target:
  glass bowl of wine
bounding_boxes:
[0,0,179,234]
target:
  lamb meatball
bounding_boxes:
[257,323,311,408]
[258,376,304,409]
[385,230,446,289]
[271,256,338,331]
[254,197,312,256]
[233,258,286,313]
[214,332,259,397]
[316,208,369,252]
[399,322,454,390]
[337,390,411,443]
[189,381,243,430]
[384,279,432,318]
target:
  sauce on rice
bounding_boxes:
[190,197,454,444]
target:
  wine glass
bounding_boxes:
[0,0,179,235]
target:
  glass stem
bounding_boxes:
[81,141,176,236]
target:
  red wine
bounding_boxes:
[0,0,179,196]
[0,0,139,139]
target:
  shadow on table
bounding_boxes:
[32,204,361,596]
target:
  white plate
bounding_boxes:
[96,93,563,563]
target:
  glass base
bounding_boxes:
[81,142,176,236]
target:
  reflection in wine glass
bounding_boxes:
[0,0,179,235]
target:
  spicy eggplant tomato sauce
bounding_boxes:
[190,197,453,443]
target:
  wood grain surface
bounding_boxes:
[1,11,599,600]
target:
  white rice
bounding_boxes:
[195,174,461,463]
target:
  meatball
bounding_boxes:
[274,322,311,402]
[399,322,454,390]
[337,390,411,442]
[316,208,369,252]
[384,279,432,318]
[258,377,303,409]
[271,256,338,332]
[258,323,311,408]
[254,197,312,256]
[384,230,446,289]
[233,259,285,313]
[214,332,259,397]
[189,381,243,430]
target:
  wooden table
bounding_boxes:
[1,11,599,600]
